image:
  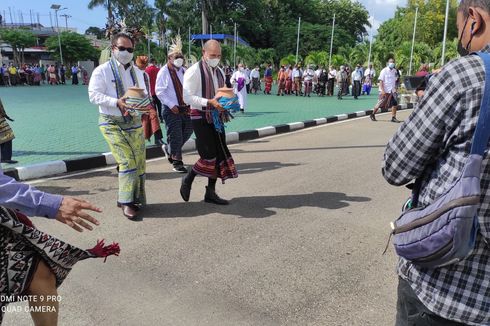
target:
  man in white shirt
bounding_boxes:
[327,66,337,96]
[180,40,238,205]
[292,65,301,96]
[370,58,400,123]
[351,64,363,99]
[250,66,260,94]
[303,65,315,97]
[155,41,193,173]
[88,33,147,219]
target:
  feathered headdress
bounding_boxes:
[169,35,183,56]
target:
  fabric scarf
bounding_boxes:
[199,60,225,124]
[168,63,185,106]
[237,77,245,92]
[109,57,139,99]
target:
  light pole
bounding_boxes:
[51,4,66,65]
[328,13,336,68]
[409,6,419,75]
[60,14,71,29]
[295,16,301,64]
[367,15,374,69]
[441,0,450,66]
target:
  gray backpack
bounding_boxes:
[386,52,490,268]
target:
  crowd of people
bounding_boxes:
[0,63,89,87]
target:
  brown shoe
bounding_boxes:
[121,205,138,219]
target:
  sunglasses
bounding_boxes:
[115,46,134,53]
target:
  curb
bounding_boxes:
[3,103,414,181]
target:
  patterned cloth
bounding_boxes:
[99,114,146,205]
[0,99,14,145]
[0,206,119,323]
[382,47,490,325]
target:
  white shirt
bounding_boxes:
[328,69,337,79]
[352,69,363,82]
[183,61,225,110]
[292,69,300,78]
[155,64,185,109]
[303,69,315,81]
[364,68,376,78]
[378,67,398,93]
[250,69,260,79]
[315,69,322,78]
[88,60,147,116]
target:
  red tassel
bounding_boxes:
[87,239,121,262]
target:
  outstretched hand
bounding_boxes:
[55,196,101,232]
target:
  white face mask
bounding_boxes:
[114,49,133,65]
[238,67,244,72]
[173,58,184,68]
[388,62,395,69]
[206,58,220,68]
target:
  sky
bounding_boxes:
[0,0,407,35]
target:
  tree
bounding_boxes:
[88,0,114,25]
[85,26,105,39]
[305,51,327,66]
[0,29,36,65]
[45,31,99,64]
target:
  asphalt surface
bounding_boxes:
[3,111,411,326]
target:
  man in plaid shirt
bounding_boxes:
[382,2,490,325]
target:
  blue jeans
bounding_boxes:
[162,106,193,161]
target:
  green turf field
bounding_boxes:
[0,84,378,167]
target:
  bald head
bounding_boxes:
[202,39,222,64]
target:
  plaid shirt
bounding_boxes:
[382,46,490,325]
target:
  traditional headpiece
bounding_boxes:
[169,35,183,56]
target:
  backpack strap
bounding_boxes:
[472,52,490,155]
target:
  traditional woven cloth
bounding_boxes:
[0,100,14,145]
[0,206,119,322]
[99,114,146,205]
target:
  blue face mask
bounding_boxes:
[388,62,395,69]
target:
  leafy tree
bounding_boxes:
[305,51,327,66]
[85,26,105,39]
[0,28,36,65]
[46,31,99,64]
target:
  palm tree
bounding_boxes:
[305,51,328,66]
[88,0,114,25]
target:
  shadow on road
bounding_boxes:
[230,144,387,154]
[146,161,300,181]
[143,191,371,219]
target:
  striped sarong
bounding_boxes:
[99,114,146,205]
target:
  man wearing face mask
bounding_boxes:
[88,33,147,220]
[383,2,490,325]
[370,58,400,123]
[181,40,238,205]
[231,63,250,112]
[155,37,193,173]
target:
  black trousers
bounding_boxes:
[353,81,361,98]
[0,140,13,161]
[395,277,465,326]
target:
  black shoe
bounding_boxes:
[240,109,244,113]
[370,113,377,121]
[180,176,192,202]
[173,161,188,173]
[1,160,18,164]
[391,117,401,123]
[204,186,229,205]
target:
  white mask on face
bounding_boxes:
[239,67,244,72]
[173,58,184,68]
[206,58,220,68]
[114,49,133,65]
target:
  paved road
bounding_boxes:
[3,111,411,326]
[0,84,379,166]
